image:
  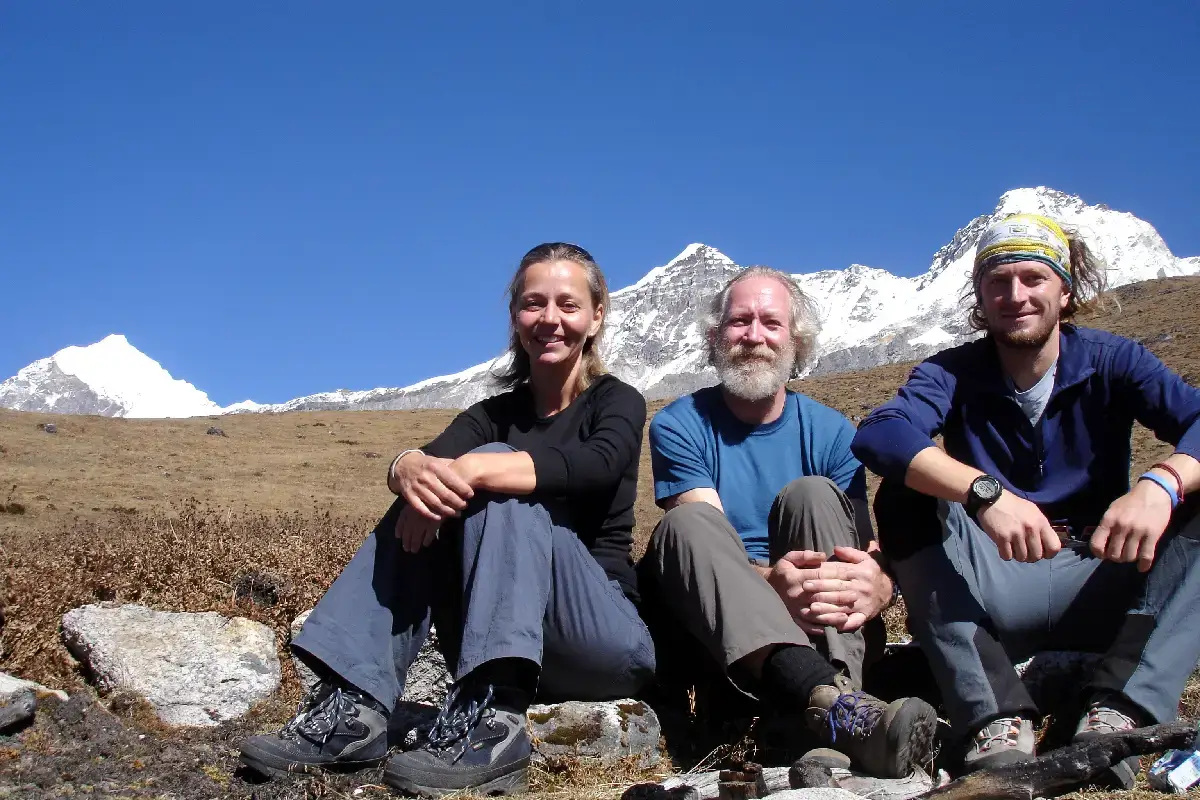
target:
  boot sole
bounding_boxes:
[883,698,939,777]
[239,751,386,779]
[383,762,529,797]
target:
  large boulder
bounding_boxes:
[528,699,661,766]
[290,608,451,706]
[61,603,280,727]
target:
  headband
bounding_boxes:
[974,213,1073,288]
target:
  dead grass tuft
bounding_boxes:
[1,499,373,688]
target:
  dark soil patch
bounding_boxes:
[0,691,394,799]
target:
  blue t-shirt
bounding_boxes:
[650,388,867,560]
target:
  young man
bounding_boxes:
[853,214,1200,785]
[641,267,939,779]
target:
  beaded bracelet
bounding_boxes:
[1139,472,1179,509]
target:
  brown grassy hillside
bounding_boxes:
[1,277,1198,799]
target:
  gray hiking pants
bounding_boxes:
[876,480,1200,739]
[293,443,656,710]
[642,477,882,690]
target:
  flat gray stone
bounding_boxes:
[0,671,67,702]
[528,699,661,766]
[62,603,280,727]
[663,766,931,800]
[767,791,867,800]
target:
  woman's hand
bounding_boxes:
[390,451,474,552]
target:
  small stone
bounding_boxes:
[0,671,67,702]
[528,699,660,766]
[42,423,57,434]
[0,689,36,732]
[205,427,227,437]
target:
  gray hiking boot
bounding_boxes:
[805,676,938,778]
[1073,697,1144,790]
[383,684,531,797]
[962,717,1035,773]
[239,680,389,777]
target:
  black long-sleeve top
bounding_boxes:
[422,373,646,601]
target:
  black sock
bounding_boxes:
[465,657,539,713]
[761,645,839,711]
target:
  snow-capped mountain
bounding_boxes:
[0,334,225,418]
[256,186,1198,410]
[3,188,1198,417]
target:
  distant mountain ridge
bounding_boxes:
[3,187,1198,417]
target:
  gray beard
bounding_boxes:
[714,344,794,402]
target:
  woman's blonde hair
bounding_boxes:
[494,242,610,393]
[966,224,1111,331]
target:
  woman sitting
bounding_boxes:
[239,243,655,797]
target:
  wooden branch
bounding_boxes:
[917,720,1197,800]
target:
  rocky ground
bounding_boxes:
[2,277,1199,799]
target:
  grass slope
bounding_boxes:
[2,277,1199,798]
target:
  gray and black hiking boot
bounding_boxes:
[384,684,531,797]
[962,717,1035,773]
[1073,696,1143,790]
[239,680,389,777]
[805,676,938,778]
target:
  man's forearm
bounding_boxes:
[904,445,986,503]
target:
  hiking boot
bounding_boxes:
[1073,696,1144,790]
[239,680,389,777]
[805,676,938,778]
[383,684,531,797]
[962,717,1035,773]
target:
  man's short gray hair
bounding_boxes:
[704,266,822,377]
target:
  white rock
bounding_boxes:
[61,603,280,727]
[767,791,867,800]
[528,699,660,766]
[0,671,67,702]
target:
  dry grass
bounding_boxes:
[2,277,1200,798]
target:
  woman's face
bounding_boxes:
[515,259,603,372]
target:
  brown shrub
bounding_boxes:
[1,500,373,688]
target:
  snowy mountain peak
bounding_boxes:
[4,188,1199,417]
[0,335,222,418]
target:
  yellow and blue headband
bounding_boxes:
[974,213,1073,288]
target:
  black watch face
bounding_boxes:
[974,475,1002,502]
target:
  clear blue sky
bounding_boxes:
[2,2,1198,405]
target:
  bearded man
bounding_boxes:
[640,267,939,778]
[853,215,1200,786]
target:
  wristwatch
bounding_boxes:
[965,474,1004,518]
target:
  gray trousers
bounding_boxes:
[294,444,656,710]
[643,477,881,690]
[877,482,1200,739]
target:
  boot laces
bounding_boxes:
[281,683,363,744]
[1084,705,1138,734]
[975,717,1022,752]
[421,684,497,759]
[827,692,883,743]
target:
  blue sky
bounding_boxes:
[2,2,1198,405]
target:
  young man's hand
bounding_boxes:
[1090,480,1174,572]
[976,492,1061,562]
